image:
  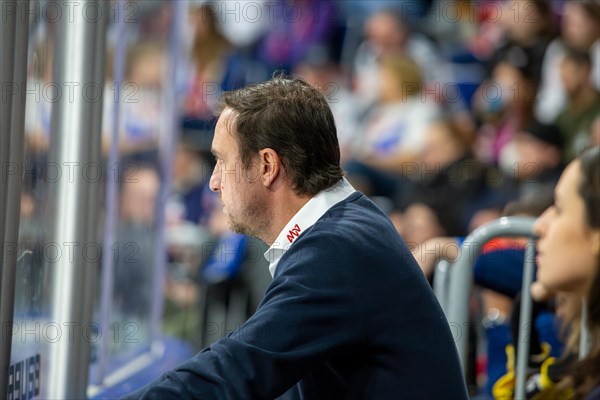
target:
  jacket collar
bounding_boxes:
[263,178,356,277]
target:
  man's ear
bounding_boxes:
[258,148,282,187]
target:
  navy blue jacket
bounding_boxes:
[123,193,468,399]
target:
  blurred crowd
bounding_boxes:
[18,0,600,397]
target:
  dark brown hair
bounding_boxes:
[563,46,592,67]
[530,0,558,39]
[571,145,600,399]
[578,0,600,23]
[579,146,600,229]
[216,75,343,196]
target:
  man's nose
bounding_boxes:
[209,169,220,193]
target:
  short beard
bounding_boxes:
[228,217,259,238]
[226,197,269,243]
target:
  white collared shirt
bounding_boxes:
[263,178,356,277]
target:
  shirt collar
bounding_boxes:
[264,178,356,277]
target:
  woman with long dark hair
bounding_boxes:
[534,146,600,399]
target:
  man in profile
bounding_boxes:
[124,77,468,399]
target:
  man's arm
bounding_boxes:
[122,235,359,399]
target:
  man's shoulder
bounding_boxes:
[282,192,406,263]
[314,192,395,235]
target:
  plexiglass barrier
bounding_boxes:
[4,1,189,398]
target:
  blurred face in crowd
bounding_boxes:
[534,161,600,294]
[365,12,407,55]
[209,108,268,237]
[120,167,160,227]
[294,64,335,96]
[490,62,535,110]
[514,132,561,179]
[128,48,164,89]
[501,0,549,44]
[560,57,590,95]
[172,145,204,188]
[562,2,600,51]
[421,122,465,169]
[401,203,445,249]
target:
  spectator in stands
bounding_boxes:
[468,0,510,60]
[102,41,165,160]
[487,0,557,87]
[338,0,427,27]
[397,202,449,252]
[123,76,468,399]
[478,193,559,397]
[425,0,479,57]
[25,38,54,154]
[473,54,537,167]
[411,192,561,397]
[163,140,213,350]
[184,4,234,122]
[494,286,582,399]
[407,119,485,234]
[23,35,54,191]
[535,0,600,123]
[345,55,441,201]
[183,4,267,129]
[476,193,554,297]
[512,119,565,198]
[135,0,172,44]
[294,45,359,164]
[533,145,600,399]
[410,190,552,283]
[254,0,338,73]
[167,140,211,226]
[119,165,161,228]
[114,165,162,346]
[560,0,600,85]
[555,48,600,161]
[352,8,453,110]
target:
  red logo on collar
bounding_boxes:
[286,224,301,243]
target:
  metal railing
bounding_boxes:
[437,216,591,399]
[445,216,536,399]
[433,259,452,316]
[45,2,107,397]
